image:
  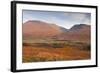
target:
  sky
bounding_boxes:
[22,10,91,29]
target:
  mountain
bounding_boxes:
[69,24,90,33]
[23,20,90,43]
[55,24,90,43]
[23,20,63,39]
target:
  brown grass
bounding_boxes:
[22,45,90,63]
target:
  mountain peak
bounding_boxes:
[70,24,90,31]
[23,20,62,38]
[24,20,49,25]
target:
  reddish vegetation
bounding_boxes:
[23,46,90,63]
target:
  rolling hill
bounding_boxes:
[23,20,90,43]
[55,24,90,43]
[23,20,62,39]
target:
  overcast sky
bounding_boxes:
[23,10,91,29]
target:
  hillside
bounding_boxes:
[23,20,90,43]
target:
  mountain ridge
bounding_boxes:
[23,20,90,43]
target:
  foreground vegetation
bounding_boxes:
[22,40,91,63]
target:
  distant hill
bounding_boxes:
[23,20,62,39]
[55,24,90,43]
[23,20,90,43]
[69,24,90,33]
